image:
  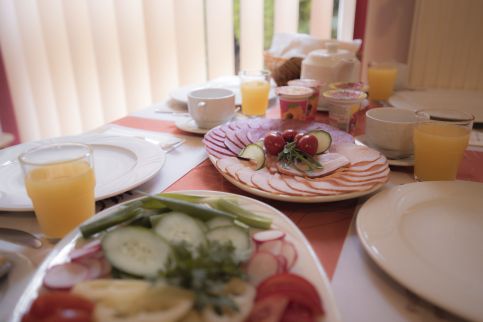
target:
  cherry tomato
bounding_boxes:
[296,134,318,155]
[281,302,315,322]
[281,129,298,143]
[293,131,306,143]
[263,131,285,156]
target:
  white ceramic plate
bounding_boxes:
[0,252,34,322]
[9,190,342,322]
[170,75,276,106]
[389,89,483,123]
[355,135,414,167]
[208,155,385,203]
[0,134,166,211]
[356,181,483,321]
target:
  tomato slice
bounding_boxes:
[24,292,94,322]
[256,273,324,315]
[281,302,317,322]
[246,295,289,322]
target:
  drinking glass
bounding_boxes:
[413,109,474,181]
[367,62,398,101]
[19,143,96,240]
[239,70,271,116]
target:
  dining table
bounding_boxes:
[1,97,482,322]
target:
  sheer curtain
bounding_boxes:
[0,0,356,143]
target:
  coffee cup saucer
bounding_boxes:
[355,135,414,167]
[175,117,211,135]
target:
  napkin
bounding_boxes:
[267,33,362,59]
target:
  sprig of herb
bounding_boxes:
[277,141,323,171]
[160,241,245,314]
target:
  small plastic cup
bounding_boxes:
[329,81,368,93]
[287,79,323,121]
[323,89,367,132]
[276,86,313,121]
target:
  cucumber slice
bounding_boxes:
[308,130,332,154]
[154,212,207,250]
[238,143,265,170]
[206,226,252,262]
[102,226,172,277]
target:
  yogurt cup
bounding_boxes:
[329,81,368,93]
[323,89,367,132]
[276,86,313,121]
[287,79,323,121]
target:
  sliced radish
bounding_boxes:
[76,258,103,280]
[43,262,89,290]
[281,241,298,269]
[276,255,288,273]
[99,258,112,277]
[246,251,280,286]
[252,230,286,244]
[257,239,284,255]
[69,240,102,261]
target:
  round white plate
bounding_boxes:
[208,156,385,203]
[389,89,483,123]
[170,75,276,106]
[355,135,414,166]
[9,190,342,322]
[175,117,210,135]
[0,252,34,322]
[0,134,166,211]
[356,181,483,322]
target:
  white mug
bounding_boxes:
[365,107,418,159]
[187,88,236,129]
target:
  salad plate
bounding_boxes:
[9,190,342,322]
[0,134,166,211]
[357,181,483,322]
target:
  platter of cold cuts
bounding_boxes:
[203,118,390,203]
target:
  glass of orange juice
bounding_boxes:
[367,62,398,101]
[239,70,271,116]
[19,143,96,240]
[413,109,474,181]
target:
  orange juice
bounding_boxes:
[367,66,397,101]
[413,123,470,181]
[240,80,270,116]
[25,160,95,238]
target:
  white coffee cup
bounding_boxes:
[187,88,236,129]
[365,107,418,159]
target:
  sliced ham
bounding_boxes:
[269,173,317,196]
[235,127,253,146]
[333,143,381,165]
[203,139,235,156]
[203,135,227,149]
[281,175,337,195]
[326,168,389,186]
[226,162,249,179]
[224,137,243,155]
[204,132,225,145]
[236,168,258,187]
[225,129,245,148]
[295,176,375,192]
[251,168,280,193]
[216,157,242,173]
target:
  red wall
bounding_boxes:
[0,48,20,145]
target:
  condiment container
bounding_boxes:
[323,89,367,132]
[287,79,323,121]
[329,81,368,93]
[276,86,313,121]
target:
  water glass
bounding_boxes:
[413,109,474,181]
[239,70,271,116]
[19,143,96,240]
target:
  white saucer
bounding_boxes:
[355,135,414,166]
[175,117,210,135]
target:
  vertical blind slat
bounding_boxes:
[0,0,40,142]
[240,0,264,70]
[87,0,127,122]
[173,0,207,85]
[143,0,179,102]
[274,0,299,34]
[38,0,82,136]
[63,0,105,131]
[337,0,356,41]
[206,0,235,79]
[15,0,61,139]
[309,0,333,39]
[115,0,152,113]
